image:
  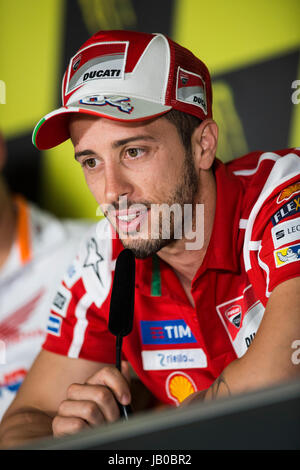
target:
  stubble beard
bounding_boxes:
[114,150,199,259]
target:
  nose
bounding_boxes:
[104,161,133,206]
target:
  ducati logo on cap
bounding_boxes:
[73,55,81,71]
[181,76,189,85]
[79,95,134,114]
[66,42,128,94]
[176,67,207,114]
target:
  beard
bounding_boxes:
[104,150,199,259]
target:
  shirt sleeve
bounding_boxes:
[43,232,117,364]
[247,177,300,305]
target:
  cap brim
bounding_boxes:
[32,98,172,150]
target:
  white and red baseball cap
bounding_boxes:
[32,30,212,150]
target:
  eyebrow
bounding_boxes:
[74,135,157,160]
[74,149,96,161]
[111,135,157,149]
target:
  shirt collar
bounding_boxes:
[195,158,243,276]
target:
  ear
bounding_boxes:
[0,131,7,171]
[191,119,218,171]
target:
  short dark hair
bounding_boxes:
[163,109,202,152]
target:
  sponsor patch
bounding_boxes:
[166,372,197,406]
[63,258,81,289]
[271,196,300,225]
[225,305,242,328]
[46,314,62,336]
[141,348,207,371]
[0,369,27,393]
[216,284,264,357]
[277,182,300,204]
[66,41,128,94]
[140,319,196,345]
[271,217,300,248]
[79,95,133,113]
[51,285,71,317]
[274,243,300,267]
[176,67,207,114]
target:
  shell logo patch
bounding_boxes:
[166,371,197,406]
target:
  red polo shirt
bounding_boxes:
[43,148,300,405]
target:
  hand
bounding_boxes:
[52,362,131,437]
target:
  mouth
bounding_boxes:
[110,208,150,235]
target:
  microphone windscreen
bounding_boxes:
[108,248,135,337]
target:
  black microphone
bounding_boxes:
[108,248,135,420]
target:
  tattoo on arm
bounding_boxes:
[209,373,231,400]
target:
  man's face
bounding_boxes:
[70,115,199,258]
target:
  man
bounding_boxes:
[0,30,299,446]
[0,131,92,421]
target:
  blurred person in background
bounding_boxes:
[0,131,93,421]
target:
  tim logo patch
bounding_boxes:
[140,319,196,345]
[176,67,207,114]
[274,243,300,267]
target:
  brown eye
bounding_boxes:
[85,158,97,168]
[127,148,139,158]
[126,148,144,159]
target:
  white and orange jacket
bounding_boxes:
[0,196,92,420]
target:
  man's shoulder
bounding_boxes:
[225,148,300,215]
[225,147,300,178]
[235,149,300,303]
[61,217,123,308]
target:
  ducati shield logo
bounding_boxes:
[225,305,242,328]
[176,67,207,114]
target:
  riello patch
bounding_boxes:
[176,67,207,114]
[65,41,128,94]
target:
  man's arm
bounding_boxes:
[0,349,131,448]
[182,277,300,405]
